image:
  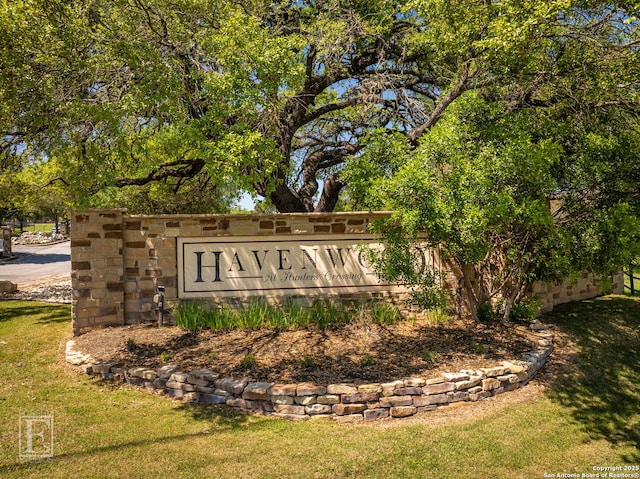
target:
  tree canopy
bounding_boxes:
[350,92,640,319]
[2,0,637,214]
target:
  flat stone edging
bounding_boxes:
[12,238,69,247]
[65,326,554,423]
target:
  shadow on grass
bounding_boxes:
[0,402,264,475]
[543,296,640,462]
[0,301,70,324]
[0,430,220,475]
[174,402,258,429]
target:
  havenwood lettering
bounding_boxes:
[177,236,434,298]
[192,247,369,283]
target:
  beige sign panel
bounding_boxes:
[177,235,435,298]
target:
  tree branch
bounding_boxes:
[115,158,206,187]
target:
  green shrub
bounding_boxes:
[311,300,349,328]
[280,302,311,329]
[508,297,541,322]
[204,305,235,331]
[420,349,440,363]
[367,302,402,323]
[238,302,270,330]
[477,302,498,323]
[125,338,137,351]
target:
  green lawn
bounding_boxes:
[0,298,638,478]
[14,223,55,234]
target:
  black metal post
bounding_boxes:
[154,285,165,327]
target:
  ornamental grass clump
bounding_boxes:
[173,299,405,332]
[173,301,207,331]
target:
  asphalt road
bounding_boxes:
[0,241,71,284]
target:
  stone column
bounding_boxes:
[1,226,11,258]
[70,209,126,335]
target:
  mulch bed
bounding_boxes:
[74,316,541,385]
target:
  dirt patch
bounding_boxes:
[74,316,542,385]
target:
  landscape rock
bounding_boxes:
[332,403,367,415]
[215,378,248,395]
[364,408,390,421]
[270,383,297,396]
[422,382,456,395]
[530,321,551,331]
[189,369,220,382]
[274,404,306,415]
[271,395,295,405]
[294,395,317,406]
[12,231,66,245]
[403,378,426,387]
[243,382,274,400]
[305,404,332,415]
[317,394,340,405]
[296,383,326,396]
[0,280,17,293]
[156,365,180,379]
[442,372,470,382]
[357,383,382,394]
[4,277,71,303]
[335,414,363,424]
[327,383,358,395]
[390,406,417,418]
[341,392,379,404]
[169,372,189,383]
[379,396,413,408]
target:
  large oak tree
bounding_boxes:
[1,0,638,215]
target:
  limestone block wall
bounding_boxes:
[70,209,624,334]
[532,271,624,313]
[71,209,393,334]
[71,209,126,332]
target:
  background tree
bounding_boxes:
[348,91,640,320]
[337,0,640,319]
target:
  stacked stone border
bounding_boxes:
[66,327,553,423]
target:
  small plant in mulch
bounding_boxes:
[159,351,173,362]
[125,338,137,352]
[468,341,486,354]
[208,352,219,363]
[420,349,441,363]
[240,354,257,369]
[297,355,316,368]
[360,354,377,367]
